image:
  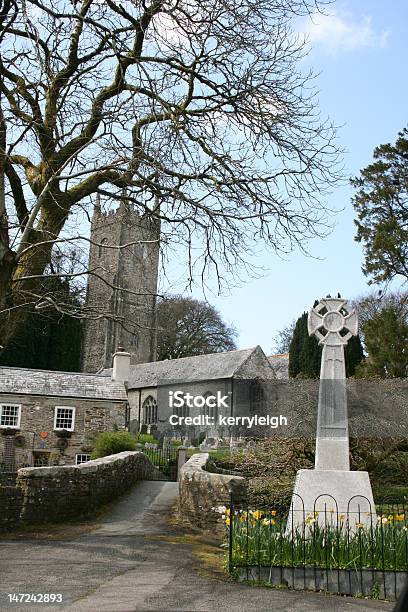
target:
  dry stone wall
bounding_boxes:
[0,451,163,531]
[178,453,247,530]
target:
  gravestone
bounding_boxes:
[288,298,376,531]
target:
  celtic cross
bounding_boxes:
[308,298,358,471]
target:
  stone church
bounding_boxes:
[81,198,160,372]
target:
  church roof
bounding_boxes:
[126,346,265,389]
[0,367,127,401]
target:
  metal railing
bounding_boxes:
[228,493,408,600]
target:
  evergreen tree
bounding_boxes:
[345,335,365,377]
[0,278,82,371]
[288,314,304,377]
[351,127,408,286]
[358,306,408,378]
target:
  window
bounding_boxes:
[33,452,50,467]
[142,396,157,425]
[54,406,75,431]
[0,404,21,429]
[98,237,108,257]
[249,382,264,413]
[76,454,91,465]
[203,392,218,420]
[174,402,189,419]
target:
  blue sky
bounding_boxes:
[162,0,408,353]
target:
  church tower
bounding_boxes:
[81,198,160,372]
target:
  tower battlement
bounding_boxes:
[81,201,160,372]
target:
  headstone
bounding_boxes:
[288,298,376,531]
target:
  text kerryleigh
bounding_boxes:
[168,414,288,429]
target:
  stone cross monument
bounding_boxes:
[288,297,376,531]
[308,298,358,471]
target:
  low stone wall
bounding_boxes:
[0,451,162,530]
[0,486,23,530]
[179,453,247,529]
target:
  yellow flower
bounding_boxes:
[314,511,319,517]
[225,508,231,516]
[388,515,394,521]
[329,508,335,514]
[225,517,231,526]
[271,510,277,516]
[251,510,263,520]
[356,522,363,529]
[396,514,405,522]
[339,514,345,521]
[263,518,276,526]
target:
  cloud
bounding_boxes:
[303,10,390,53]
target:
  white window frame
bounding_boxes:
[76,454,91,465]
[0,404,21,429]
[54,406,76,431]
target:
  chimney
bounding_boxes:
[111,346,131,383]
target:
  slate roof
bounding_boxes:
[0,367,127,401]
[121,347,262,389]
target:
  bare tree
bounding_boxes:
[0,0,341,353]
[272,319,296,354]
[156,295,237,360]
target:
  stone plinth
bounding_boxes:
[288,469,377,532]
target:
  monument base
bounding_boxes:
[288,469,376,532]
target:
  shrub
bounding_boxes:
[91,431,136,458]
[135,433,158,445]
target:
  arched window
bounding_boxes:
[249,381,264,413]
[203,391,218,420]
[142,396,157,424]
[98,237,108,258]
[174,402,189,419]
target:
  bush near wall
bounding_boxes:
[91,431,136,458]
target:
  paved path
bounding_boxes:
[0,481,394,611]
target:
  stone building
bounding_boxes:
[0,357,128,471]
[81,198,160,373]
[112,346,276,442]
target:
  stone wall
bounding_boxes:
[259,378,408,438]
[0,451,162,530]
[0,486,23,530]
[178,453,247,529]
